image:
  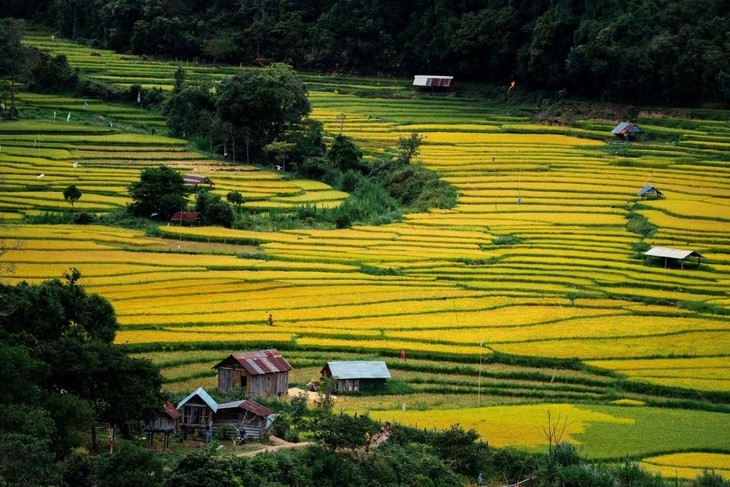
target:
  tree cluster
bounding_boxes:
[6,0,730,105]
[0,271,164,486]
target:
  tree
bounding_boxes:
[94,444,163,487]
[263,140,295,171]
[63,184,82,211]
[328,135,363,172]
[128,165,188,220]
[395,132,425,165]
[226,190,244,208]
[0,18,34,119]
[215,63,310,159]
[195,190,235,228]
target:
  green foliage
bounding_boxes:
[164,452,240,487]
[195,189,235,228]
[359,264,403,276]
[94,444,163,487]
[311,411,373,452]
[63,184,82,209]
[226,190,244,208]
[492,234,522,246]
[395,132,425,165]
[626,211,657,238]
[28,52,78,93]
[328,135,363,172]
[128,165,188,220]
[695,470,730,487]
[556,464,616,487]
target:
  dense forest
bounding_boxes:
[5,0,730,106]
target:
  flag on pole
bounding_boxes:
[508,81,516,90]
[72,161,78,168]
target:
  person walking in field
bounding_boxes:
[477,472,484,486]
[400,349,407,362]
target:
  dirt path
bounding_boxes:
[236,436,312,457]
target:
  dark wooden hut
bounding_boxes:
[612,122,644,141]
[177,387,217,437]
[637,184,663,199]
[184,174,214,187]
[214,399,274,440]
[321,361,391,393]
[144,402,179,449]
[213,349,292,398]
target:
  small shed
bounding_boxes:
[170,211,200,225]
[637,184,663,199]
[184,174,214,187]
[612,122,643,141]
[144,402,179,449]
[215,399,274,440]
[177,387,217,435]
[413,75,453,90]
[321,361,391,393]
[213,349,292,398]
[644,246,703,269]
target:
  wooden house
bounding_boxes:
[177,387,217,436]
[612,122,643,141]
[637,184,663,199]
[213,349,292,398]
[215,399,274,440]
[413,75,453,91]
[144,402,179,449]
[170,211,200,225]
[184,174,214,187]
[321,361,391,393]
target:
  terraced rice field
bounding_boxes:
[1,33,729,474]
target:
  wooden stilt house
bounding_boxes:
[213,349,292,398]
[144,402,179,449]
[177,387,217,437]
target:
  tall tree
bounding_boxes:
[0,18,34,119]
[128,165,188,220]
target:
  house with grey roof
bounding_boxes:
[637,184,663,199]
[321,361,391,393]
[612,122,644,141]
[645,246,703,269]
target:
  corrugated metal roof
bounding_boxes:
[184,174,214,185]
[637,184,662,196]
[164,402,180,419]
[612,122,643,135]
[217,399,273,417]
[170,211,200,223]
[413,75,453,87]
[213,349,293,376]
[326,361,391,380]
[176,387,218,412]
[645,247,703,260]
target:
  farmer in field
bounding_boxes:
[400,349,407,361]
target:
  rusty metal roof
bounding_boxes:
[217,399,273,418]
[170,211,200,223]
[213,349,293,376]
[164,402,180,419]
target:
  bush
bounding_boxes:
[557,464,616,487]
[72,212,96,224]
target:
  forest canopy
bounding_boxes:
[5,0,730,105]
